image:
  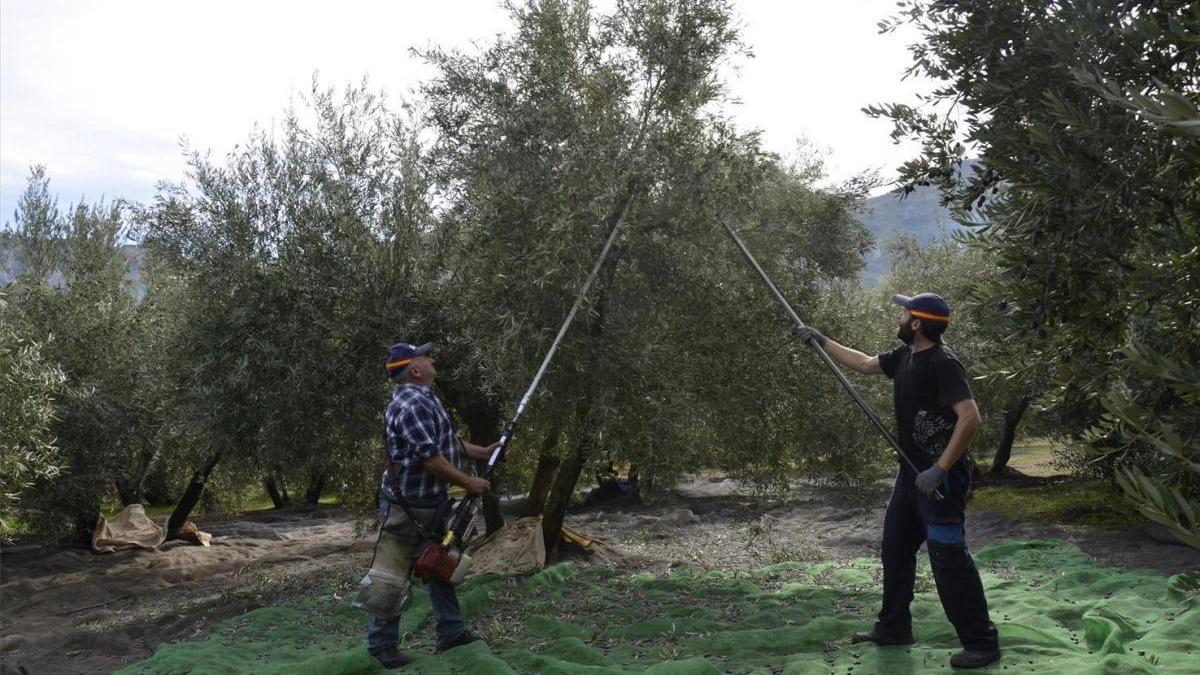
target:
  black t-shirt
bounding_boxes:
[878,343,974,471]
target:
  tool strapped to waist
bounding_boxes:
[381,463,469,584]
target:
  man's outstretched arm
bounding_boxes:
[461,439,501,461]
[823,339,883,375]
[795,327,882,375]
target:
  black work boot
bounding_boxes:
[950,649,1001,669]
[436,629,481,653]
[851,629,915,646]
[370,647,411,668]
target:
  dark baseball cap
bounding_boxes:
[892,293,951,324]
[386,342,432,376]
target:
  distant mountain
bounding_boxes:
[856,187,958,285]
[856,161,982,285]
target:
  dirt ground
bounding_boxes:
[578,476,1200,575]
[2,477,1197,675]
[0,510,370,675]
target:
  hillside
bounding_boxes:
[855,163,984,285]
[857,187,955,285]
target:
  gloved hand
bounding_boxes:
[794,325,826,348]
[915,464,947,497]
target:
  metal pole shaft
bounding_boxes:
[721,222,942,499]
[448,195,636,547]
[483,192,636,477]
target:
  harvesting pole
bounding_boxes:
[720,222,943,500]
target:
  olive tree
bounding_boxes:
[0,293,66,538]
[139,80,439,534]
[3,167,162,536]
[421,0,875,553]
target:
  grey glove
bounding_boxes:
[794,325,826,348]
[915,464,947,497]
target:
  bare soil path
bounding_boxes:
[572,477,1200,576]
[1,507,371,675]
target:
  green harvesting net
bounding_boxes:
[119,540,1198,674]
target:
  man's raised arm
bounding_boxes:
[795,327,882,375]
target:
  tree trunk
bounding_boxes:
[131,454,153,504]
[541,398,598,558]
[525,426,563,516]
[540,428,593,559]
[115,479,137,507]
[167,452,222,539]
[991,395,1031,474]
[537,211,626,557]
[304,470,326,506]
[263,476,287,509]
[478,473,504,535]
[76,510,100,543]
[459,398,505,535]
[115,441,158,506]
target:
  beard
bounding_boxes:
[898,322,916,345]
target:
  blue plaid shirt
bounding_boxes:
[381,384,462,503]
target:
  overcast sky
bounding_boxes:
[0,0,928,228]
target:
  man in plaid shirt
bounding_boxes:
[365,341,497,668]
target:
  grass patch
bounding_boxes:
[1003,438,1066,477]
[141,503,182,520]
[119,540,1199,674]
[970,478,1142,530]
[114,498,275,522]
[0,514,33,542]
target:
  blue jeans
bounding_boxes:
[367,494,466,654]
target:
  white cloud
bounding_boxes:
[1,0,928,223]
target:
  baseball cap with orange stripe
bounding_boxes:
[386,342,432,378]
[892,293,951,325]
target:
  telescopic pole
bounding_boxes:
[483,192,635,478]
[720,222,943,500]
[443,193,637,548]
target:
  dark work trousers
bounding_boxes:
[875,461,1000,652]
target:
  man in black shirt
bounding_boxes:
[797,292,1001,669]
